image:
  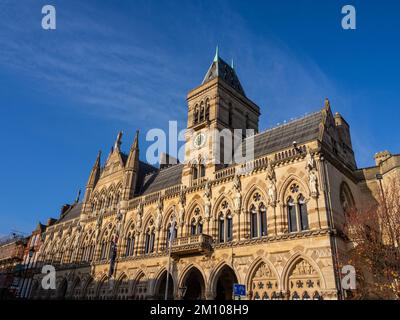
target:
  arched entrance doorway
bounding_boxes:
[155,271,174,300]
[215,265,238,300]
[182,267,205,300]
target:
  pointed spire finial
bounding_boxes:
[213,45,219,62]
[132,130,139,149]
[324,97,331,109]
[75,189,81,203]
[114,131,123,150]
[231,58,234,69]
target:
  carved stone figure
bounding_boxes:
[305,148,316,172]
[267,179,277,206]
[155,196,163,230]
[178,202,185,226]
[204,180,211,199]
[232,174,242,212]
[204,197,211,220]
[115,210,124,235]
[309,170,318,197]
[135,203,143,232]
[266,159,276,182]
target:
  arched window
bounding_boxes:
[199,164,206,178]
[192,165,198,180]
[199,102,205,122]
[259,204,267,237]
[227,213,233,242]
[298,195,309,231]
[144,229,155,254]
[287,197,297,233]
[285,182,310,233]
[248,192,267,239]
[250,205,258,238]
[205,99,210,121]
[166,223,178,248]
[125,233,135,257]
[218,200,233,243]
[218,214,225,243]
[193,105,199,125]
[191,218,197,235]
[100,240,107,260]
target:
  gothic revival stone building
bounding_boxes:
[31,53,399,300]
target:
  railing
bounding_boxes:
[170,234,213,256]
[165,184,182,197]
[190,178,207,187]
[274,145,306,162]
[215,166,236,180]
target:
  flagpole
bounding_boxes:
[165,206,176,300]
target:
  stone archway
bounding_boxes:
[286,258,323,300]
[182,267,205,300]
[249,261,279,300]
[155,270,174,300]
[214,265,238,301]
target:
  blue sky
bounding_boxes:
[0,0,399,235]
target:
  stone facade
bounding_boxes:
[30,53,399,300]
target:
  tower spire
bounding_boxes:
[213,45,219,62]
[123,130,140,200]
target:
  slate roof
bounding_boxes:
[136,110,324,195]
[249,110,323,158]
[202,56,245,96]
[57,202,83,223]
[139,163,184,195]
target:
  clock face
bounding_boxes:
[193,132,206,149]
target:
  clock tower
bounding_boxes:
[182,49,260,186]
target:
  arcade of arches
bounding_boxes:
[36,256,326,300]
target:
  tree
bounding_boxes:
[344,178,400,299]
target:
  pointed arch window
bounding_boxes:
[100,240,107,260]
[144,229,155,254]
[191,218,203,235]
[125,233,135,257]
[298,195,309,231]
[250,205,258,238]
[192,165,198,180]
[199,164,206,178]
[259,204,267,237]
[193,104,199,125]
[218,214,225,243]
[287,197,297,233]
[199,102,205,122]
[227,213,233,242]
[166,223,178,248]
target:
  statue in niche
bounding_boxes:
[233,174,242,212]
[178,193,185,227]
[203,180,212,220]
[309,170,318,197]
[266,158,277,206]
[305,148,316,172]
[155,195,163,230]
[135,202,143,233]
